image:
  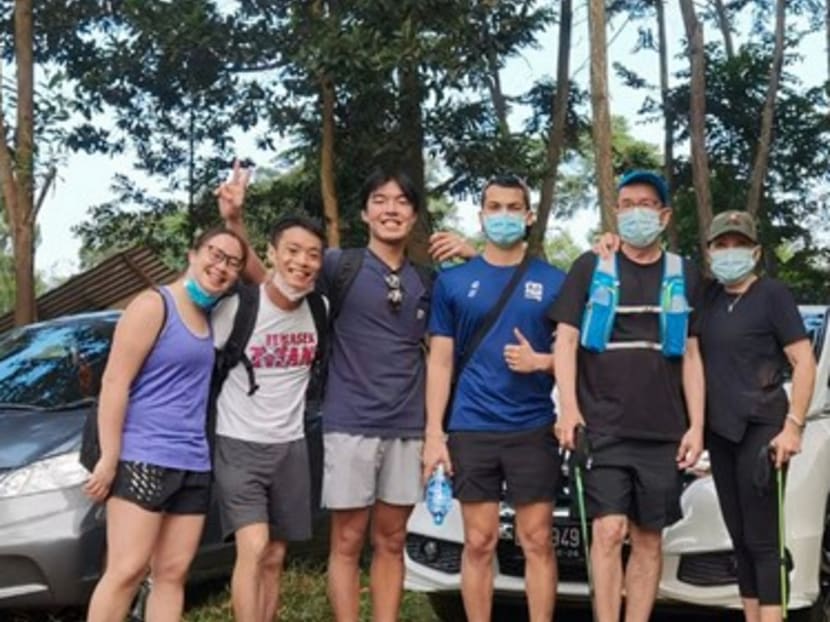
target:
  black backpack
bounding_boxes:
[206,283,329,450]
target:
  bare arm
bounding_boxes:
[553,323,584,450]
[428,231,478,263]
[677,336,705,469]
[422,335,454,480]
[784,338,816,425]
[770,338,816,468]
[216,160,268,284]
[84,290,165,501]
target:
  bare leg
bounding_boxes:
[231,523,272,622]
[327,508,371,622]
[260,540,287,622]
[460,501,500,622]
[515,501,556,622]
[623,522,662,622]
[369,501,413,622]
[742,598,761,622]
[145,513,205,622]
[591,514,627,622]
[759,604,784,622]
[87,497,163,622]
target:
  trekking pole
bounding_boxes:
[572,425,597,622]
[777,463,788,620]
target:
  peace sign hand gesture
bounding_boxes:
[215,159,251,223]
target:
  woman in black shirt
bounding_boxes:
[701,210,816,622]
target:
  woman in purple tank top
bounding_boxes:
[84,226,248,622]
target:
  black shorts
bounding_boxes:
[583,432,683,531]
[110,461,211,514]
[213,435,312,542]
[448,424,561,506]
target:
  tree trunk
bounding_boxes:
[320,75,340,248]
[399,61,430,265]
[485,46,510,138]
[678,0,713,259]
[712,0,735,61]
[528,0,572,257]
[587,0,616,232]
[656,0,678,251]
[12,223,34,323]
[0,0,36,325]
[746,0,786,219]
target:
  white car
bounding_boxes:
[405,306,830,621]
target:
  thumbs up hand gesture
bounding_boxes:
[504,328,541,374]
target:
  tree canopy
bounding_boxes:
[0,0,828,319]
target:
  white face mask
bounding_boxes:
[271,269,314,302]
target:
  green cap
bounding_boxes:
[707,210,757,243]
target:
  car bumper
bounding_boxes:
[404,501,591,599]
[405,477,824,611]
[0,484,103,608]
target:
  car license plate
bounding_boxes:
[554,522,583,560]
[514,521,583,561]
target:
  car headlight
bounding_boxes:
[0,451,88,499]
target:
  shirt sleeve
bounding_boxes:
[685,261,706,337]
[547,251,594,329]
[767,279,809,347]
[427,273,455,337]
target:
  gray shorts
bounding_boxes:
[213,435,312,542]
[321,433,423,509]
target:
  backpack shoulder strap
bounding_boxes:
[330,248,365,321]
[215,282,260,395]
[411,262,435,294]
[306,291,328,363]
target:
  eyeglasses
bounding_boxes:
[206,244,244,272]
[618,199,663,210]
[384,272,403,312]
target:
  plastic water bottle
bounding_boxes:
[425,465,453,526]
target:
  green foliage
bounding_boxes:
[183,564,439,622]
[544,228,584,271]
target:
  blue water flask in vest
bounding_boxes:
[581,271,617,353]
[426,465,453,526]
[661,281,689,358]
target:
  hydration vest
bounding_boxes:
[579,252,689,358]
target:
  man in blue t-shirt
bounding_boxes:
[423,175,566,622]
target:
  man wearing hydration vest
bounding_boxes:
[549,170,705,622]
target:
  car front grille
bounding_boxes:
[406,534,463,574]
[495,540,589,583]
[677,551,738,586]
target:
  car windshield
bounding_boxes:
[0,316,117,410]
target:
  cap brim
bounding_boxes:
[707,225,757,243]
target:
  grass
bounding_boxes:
[184,562,440,622]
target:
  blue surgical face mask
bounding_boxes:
[709,247,757,285]
[183,277,220,310]
[483,213,526,248]
[617,207,664,248]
